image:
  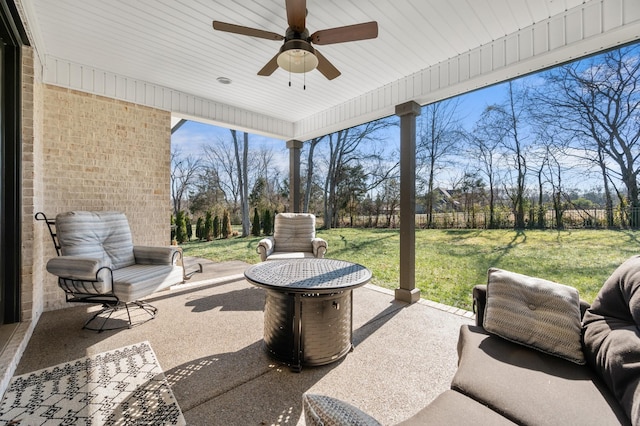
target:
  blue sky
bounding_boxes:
[171,120,287,158]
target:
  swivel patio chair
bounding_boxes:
[36,211,201,331]
[257,213,328,261]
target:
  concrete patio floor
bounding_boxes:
[14,258,474,425]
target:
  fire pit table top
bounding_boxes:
[244,258,372,294]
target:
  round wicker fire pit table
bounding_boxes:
[244,258,372,372]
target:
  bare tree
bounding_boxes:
[532,146,549,229]
[468,106,506,228]
[458,171,484,228]
[320,119,395,229]
[303,136,325,213]
[538,46,640,226]
[202,138,240,212]
[251,145,286,212]
[417,99,463,228]
[170,150,201,217]
[380,178,400,227]
[544,145,567,229]
[198,135,283,232]
[231,130,250,237]
[189,167,225,217]
[487,82,530,229]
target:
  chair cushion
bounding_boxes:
[583,255,640,425]
[273,213,315,253]
[266,251,317,260]
[483,268,585,364]
[452,325,629,425]
[112,264,184,302]
[56,211,135,270]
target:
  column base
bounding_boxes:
[395,288,421,304]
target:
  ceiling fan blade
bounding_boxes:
[314,49,341,80]
[258,53,280,76]
[212,21,283,41]
[310,21,378,45]
[286,0,306,33]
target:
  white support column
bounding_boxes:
[395,101,421,303]
[287,139,303,213]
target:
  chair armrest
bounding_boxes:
[134,245,182,265]
[472,285,487,327]
[257,237,275,261]
[312,237,328,258]
[46,256,110,281]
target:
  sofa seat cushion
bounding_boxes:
[583,255,640,425]
[452,325,629,425]
[112,264,184,302]
[397,390,516,425]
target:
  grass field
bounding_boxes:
[181,228,640,311]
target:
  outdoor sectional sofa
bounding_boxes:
[303,256,640,425]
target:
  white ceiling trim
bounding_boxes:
[40,54,295,140]
[32,0,640,142]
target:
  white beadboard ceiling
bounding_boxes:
[18,0,640,140]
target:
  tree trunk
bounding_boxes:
[536,161,545,229]
[427,154,436,228]
[507,82,527,229]
[304,137,323,213]
[231,130,250,237]
[488,174,495,229]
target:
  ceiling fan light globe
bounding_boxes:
[277,40,318,73]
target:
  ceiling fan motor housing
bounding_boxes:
[284,27,310,42]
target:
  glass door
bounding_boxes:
[0,0,26,325]
[0,38,3,324]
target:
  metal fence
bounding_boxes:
[333,208,640,229]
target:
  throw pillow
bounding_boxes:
[483,268,585,365]
[303,394,381,426]
[583,255,640,425]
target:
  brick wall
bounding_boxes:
[40,85,172,310]
[21,45,40,322]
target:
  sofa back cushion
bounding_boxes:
[583,255,640,425]
[483,268,585,365]
[274,213,316,252]
[55,211,135,270]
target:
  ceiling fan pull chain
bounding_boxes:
[304,56,307,90]
[289,57,292,87]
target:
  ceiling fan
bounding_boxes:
[212,0,378,80]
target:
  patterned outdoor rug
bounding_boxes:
[0,341,185,425]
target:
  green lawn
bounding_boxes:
[181,228,640,311]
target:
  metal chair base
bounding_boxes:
[83,300,158,332]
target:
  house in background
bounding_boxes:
[1,0,639,397]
